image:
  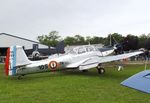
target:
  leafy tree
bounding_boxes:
[107,33,124,46]
[37,31,61,47]
[138,34,147,48]
[111,33,124,42]
[123,34,139,51]
[74,35,86,45]
[64,35,86,45]
[145,40,150,50]
[37,31,150,50]
[64,36,76,46]
[90,36,105,44]
[85,36,92,44]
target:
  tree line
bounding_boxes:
[37,31,150,51]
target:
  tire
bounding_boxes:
[100,68,105,74]
[97,68,105,74]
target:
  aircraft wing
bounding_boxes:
[66,58,92,68]
[97,51,143,64]
[121,70,150,94]
[79,51,143,70]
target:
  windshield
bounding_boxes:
[66,45,97,54]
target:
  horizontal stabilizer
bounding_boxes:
[121,70,150,94]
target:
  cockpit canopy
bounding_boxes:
[66,45,97,54]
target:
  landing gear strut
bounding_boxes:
[97,64,105,74]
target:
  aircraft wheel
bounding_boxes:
[97,67,105,74]
[18,75,23,80]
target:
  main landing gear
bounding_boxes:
[97,64,105,74]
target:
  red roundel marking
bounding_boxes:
[5,48,10,76]
[48,61,59,71]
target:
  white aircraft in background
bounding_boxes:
[5,45,143,79]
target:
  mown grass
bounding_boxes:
[0,64,150,103]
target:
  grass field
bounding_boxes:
[0,64,150,103]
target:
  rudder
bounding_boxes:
[5,46,31,76]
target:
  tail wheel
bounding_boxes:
[18,75,23,80]
[82,70,88,72]
[17,75,25,80]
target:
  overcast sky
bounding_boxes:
[0,0,150,41]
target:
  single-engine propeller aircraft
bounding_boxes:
[5,45,143,79]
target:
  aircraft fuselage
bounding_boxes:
[16,50,113,75]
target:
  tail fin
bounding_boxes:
[56,41,65,54]
[5,46,31,76]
